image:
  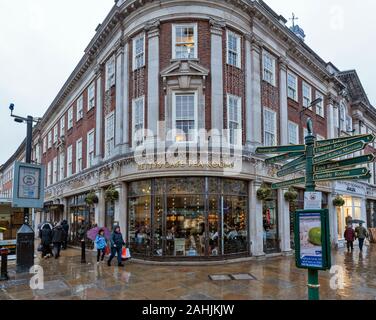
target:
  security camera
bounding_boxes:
[9,103,15,112]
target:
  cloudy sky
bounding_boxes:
[0,0,375,164]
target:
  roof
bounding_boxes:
[337,70,371,106]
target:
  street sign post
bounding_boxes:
[271,177,305,190]
[265,152,305,165]
[314,168,370,182]
[314,154,375,173]
[315,133,375,148]
[315,134,375,154]
[277,163,305,177]
[280,155,306,171]
[313,141,367,164]
[256,144,305,154]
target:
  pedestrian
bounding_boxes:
[51,223,66,259]
[108,226,125,267]
[39,224,53,258]
[61,220,69,250]
[344,224,355,252]
[355,223,369,252]
[95,229,107,264]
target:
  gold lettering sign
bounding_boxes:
[137,162,235,171]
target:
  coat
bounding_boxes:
[344,227,355,242]
[110,231,125,248]
[52,226,66,243]
[39,226,52,246]
[355,226,368,239]
[95,235,107,250]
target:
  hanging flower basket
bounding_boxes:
[105,185,119,202]
[284,187,298,203]
[85,191,99,206]
[333,196,345,207]
[257,184,272,201]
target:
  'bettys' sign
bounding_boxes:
[334,181,366,196]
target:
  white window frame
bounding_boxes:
[315,91,324,117]
[287,72,298,101]
[172,23,198,60]
[60,116,65,137]
[340,103,346,131]
[227,94,242,146]
[76,139,83,173]
[226,30,242,68]
[88,82,96,111]
[288,121,299,145]
[52,157,58,184]
[53,124,58,144]
[133,33,145,71]
[59,152,65,181]
[68,107,73,130]
[132,97,145,147]
[105,112,115,157]
[77,95,84,121]
[47,131,52,149]
[263,108,277,147]
[67,145,73,177]
[87,129,95,169]
[262,51,276,86]
[47,161,52,186]
[172,91,198,143]
[43,137,47,154]
[105,55,116,91]
[302,82,312,108]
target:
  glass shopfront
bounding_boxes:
[337,196,362,240]
[68,194,95,247]
[262,188,279,254]
[128,177,248,260]
[105,201,115,231]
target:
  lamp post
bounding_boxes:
[8,104,40,273]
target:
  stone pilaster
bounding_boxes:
[94,65,103,161]
[249,180,265,257]
[95,188,105,227]
[113,182,128,240]
[122,40,130,151]
[328,193,339,248]
[115,40,125,153]
[279,58,288,146]
[278,188,292,254]
[245,36,252,149]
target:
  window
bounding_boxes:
[227,94,242,145]
[34,143,40,164]
[60,116,65,137]
[315,92,324,117]
[67,145,73,177]
[105,112,115,157]
[173,93,197,143]
[287,72,298,101]
[68,107,73,129]
[59,152,65,180]
[133,34,145,70]
[132,97,145,146]
[52,157,58,184]
[88,83,95,111]
[172,24,197,59]
[346,116,353,132]
[263,108,277,146]
[340,103,346,131]
[43,137,47,154]
[317,135,325,141]
[227,31,241,68]
[77,95,84,121]
[303,82,312,108]
[105,56,116,91]
[47,162,52,186]
[48,131,52,149]
[87,129,95,168]
[76,139,83,173]
[263,52,276,86]
[288,121,299,145]
[53,125,58,144]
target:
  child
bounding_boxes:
[95,229,107,263]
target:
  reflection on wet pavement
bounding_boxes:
[1,245,375,300]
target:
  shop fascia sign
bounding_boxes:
[333,181,366,196]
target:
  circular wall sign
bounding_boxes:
[23,175,36,186]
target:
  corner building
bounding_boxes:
[20,0,376,260]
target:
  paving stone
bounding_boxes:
[208,274,232,281]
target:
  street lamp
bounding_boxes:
[8,103,40,273]
[299,97,323,121]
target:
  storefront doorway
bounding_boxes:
[337,196,362,240]
[128,177,248,260]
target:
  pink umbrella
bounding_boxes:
[87,227,111,241]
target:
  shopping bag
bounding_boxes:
[105,246,110,256]
[126,248,131,259]
[121,247,127,260]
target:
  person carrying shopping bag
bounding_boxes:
[108,226,125,267]
[95,229,107,264]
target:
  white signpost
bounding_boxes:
[304,192,322,210]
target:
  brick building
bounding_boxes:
[1,0,376,259]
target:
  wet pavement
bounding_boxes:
[1,245,375,300]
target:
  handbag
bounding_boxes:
[121,247,131,260]
[105,246,110,256]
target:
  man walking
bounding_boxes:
[344,224,355,253]
[61,220,69,250]
[355,223,369,252]
[52,223,66,259]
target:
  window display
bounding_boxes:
[263,189,279,253]
[128,177,248,259]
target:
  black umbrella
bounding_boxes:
[351,219,365,224]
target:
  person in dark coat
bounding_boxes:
[39,224,53,258]
[51,223,66,259]
[107,226,125,267]
[61,220,69,250]
[344,224,356,252]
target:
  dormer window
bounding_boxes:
[172,24,198,60]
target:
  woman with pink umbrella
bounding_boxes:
[87,227,111,264]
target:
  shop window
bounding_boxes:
[263,189,280,253]
[105,201,115,231]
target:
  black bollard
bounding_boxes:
[0,248,9,281]
[81,240,86,264]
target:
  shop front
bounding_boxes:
[128,177,249,260]
[262,187,280,254]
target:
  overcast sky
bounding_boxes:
[0,0,375,165]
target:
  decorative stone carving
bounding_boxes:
[210,17,226,35]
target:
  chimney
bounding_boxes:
[290,24,306,41]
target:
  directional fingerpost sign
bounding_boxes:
[315,134,375,154]
[315,134,375,148]
[277,162,305,177]
[271,177,305,190]
[280,155,306,171]
[255,144,305,155]
[314,154,375,173]
[265,152,305,165]
[313,141,367,165]
[314,168,370,182]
